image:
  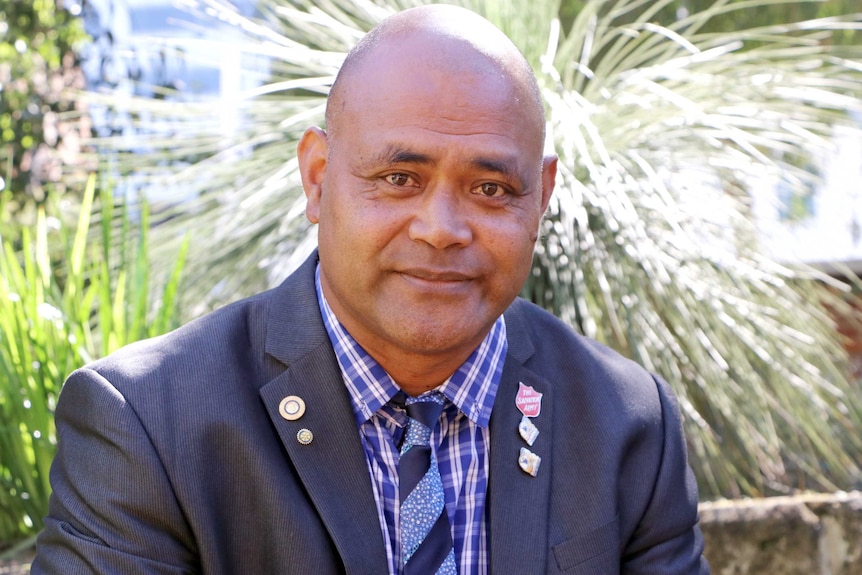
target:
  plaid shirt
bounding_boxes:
[315,266,506,575]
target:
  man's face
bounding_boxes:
[300,41,556,371]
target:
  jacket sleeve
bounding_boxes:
[622,375,710,574]
[32,367,198,575]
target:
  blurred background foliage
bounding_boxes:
[559,0,862,44]
[0,0,93,238]
[2,0,862,546]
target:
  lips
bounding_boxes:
[397,267,473,282]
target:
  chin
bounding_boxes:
[393,321,488,356]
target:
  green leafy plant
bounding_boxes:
[0,175,188,542]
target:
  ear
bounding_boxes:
[540,154,557,213]
[298,126,329,224]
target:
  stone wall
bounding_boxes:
[700,491,862,574]
[829,286,862,382]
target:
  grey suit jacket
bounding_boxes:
[33,253,708,574]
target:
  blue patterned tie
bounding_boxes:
[399,393,456,575]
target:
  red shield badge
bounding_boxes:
[515,382,542,418]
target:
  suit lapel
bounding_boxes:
[258,254,388,574]
[488,307,553,574]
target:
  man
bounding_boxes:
[34,5,709,574]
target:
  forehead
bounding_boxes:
[334,36,543,160]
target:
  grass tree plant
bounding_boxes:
[88,0,862,499]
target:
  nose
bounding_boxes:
[407,188,473,249]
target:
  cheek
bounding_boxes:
[485,213,540,253]
[482,227,537,284]
[485,220,538,282]
[323,195,406,254]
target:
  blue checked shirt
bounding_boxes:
[315,267,506,575]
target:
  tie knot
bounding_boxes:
[405,392,445,429]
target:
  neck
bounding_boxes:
[373,349,472,397]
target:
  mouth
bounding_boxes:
[395,268,476,294]
[398,268,473,282]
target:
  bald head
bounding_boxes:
[326,5,545,142]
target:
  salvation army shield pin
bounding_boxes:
[515,382,542,418]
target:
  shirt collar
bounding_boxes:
[315,264,506,428]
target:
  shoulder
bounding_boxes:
[505,297,681,456]
[82,251,323,390]
[86,287,277,388]
[506,297,661,401]
[54,282,303,457]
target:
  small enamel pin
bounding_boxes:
[279,395,306,421]
[296,428,314,445]
[518,415,539,446]
[515,382,542,418]
[518,447,541,477]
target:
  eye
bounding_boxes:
[385,173,412,186]
[474,182,506,198]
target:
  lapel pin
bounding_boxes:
[518,447,541,477]
[296,428,314,445]
[279,395,306,421]
[518,415,539,446]
[515,382,542,418]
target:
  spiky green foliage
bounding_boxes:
[0,177,187,541]
[89,0,862,499]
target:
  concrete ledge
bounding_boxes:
[700,491,862,574]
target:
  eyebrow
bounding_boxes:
[471,156,515,180]
[470,155,530,191]
[370,144,527,188]
[375,145,436,167]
